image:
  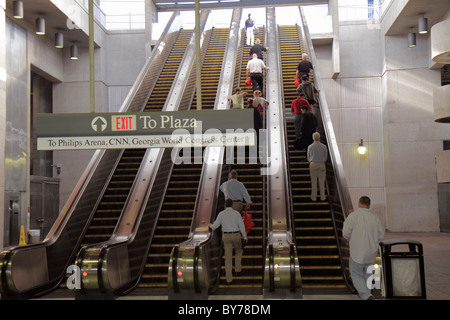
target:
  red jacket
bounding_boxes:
[291,97,311,114]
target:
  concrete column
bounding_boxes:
[329,0,340,79]
[145,0,154,58]
[0,0,6,249]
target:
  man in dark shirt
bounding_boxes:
[249,39,268,60]
[296,53,314,81]
[296,105,317,150]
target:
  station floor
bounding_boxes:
[116,231,450,301]
[38,231,450,301]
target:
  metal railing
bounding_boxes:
[298,6,355,293]
[262,6,302,299]
[168,8,243,299]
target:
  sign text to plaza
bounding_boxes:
[37,109,255,150]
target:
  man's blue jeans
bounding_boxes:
[349,257,374,300]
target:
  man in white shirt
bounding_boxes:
[342,196,385,300]
[220,169,252,213]
[210,199,248,283]
[246,53,269,93]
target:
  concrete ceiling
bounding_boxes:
[6,0,91,47]
[385,0,450,35]
[152,0,327,11]
[6,0,450,49]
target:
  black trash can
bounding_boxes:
[379,239,426,299]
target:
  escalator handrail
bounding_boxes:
[172,8,243,295]
[265,8,294,238]
[297,6,355,291]
[262,7,301,294]
[277,24,297,240]
[297,6,353,216]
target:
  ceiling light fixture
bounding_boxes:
[408,28,416,48]
[70,45,79,60]
[36,17,45,35]
[13,1,24,19]
[55,33,64,49]
[418,15,428,34]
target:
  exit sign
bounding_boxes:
[111,115,137,131]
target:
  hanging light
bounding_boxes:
[358,139,368,155]
[36,17,45,35]
[55,33,64,49]
[13,1,24,19]
[418,15,428,34]
[408,29,416,48]
[70,45,79,60]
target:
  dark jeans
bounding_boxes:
[250,73,263,92]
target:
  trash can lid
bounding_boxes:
[380,239,422,246]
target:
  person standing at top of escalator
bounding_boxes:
[245,14,255,46]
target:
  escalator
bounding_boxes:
[279,24,352,294]
[0,16,193,299]
[278,25,301,108]
[82,24,192,243]
[192,27,230,110]
[133,27,230,295]
[144,29,194,112]
[51,28,195,297]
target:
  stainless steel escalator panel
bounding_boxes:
[262,6,302,299]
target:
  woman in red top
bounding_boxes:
[291,93,311,140]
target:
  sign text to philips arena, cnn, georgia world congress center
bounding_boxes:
[36,109,256,150]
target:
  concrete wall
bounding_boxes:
[1,0,146,246]
[53,30,146,210]
[314,2,450,232]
